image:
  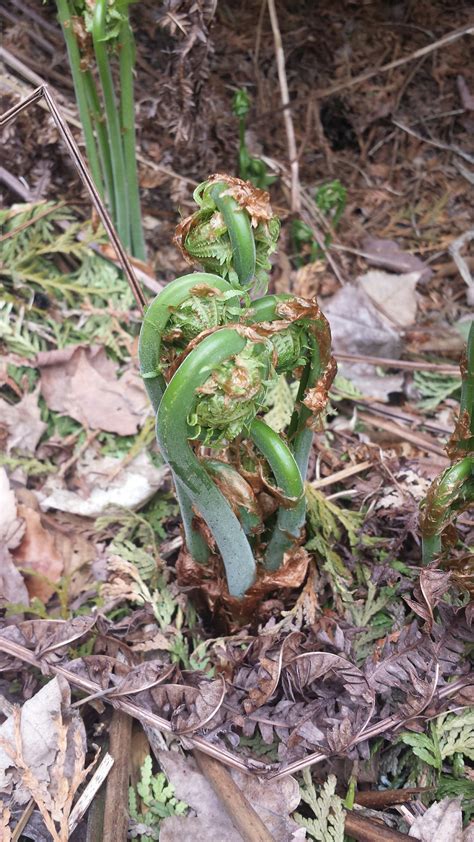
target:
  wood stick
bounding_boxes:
[345,810,412,841]
[267,0,300,213]
[357,411,447,456]
[336,352,459,375]
[102,711,132,842]
[69,753,114,834]
[194,751,275,842]
[311,460,372,489]
[354,787,431,808]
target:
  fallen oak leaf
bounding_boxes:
[37,344,149,436]
[11,505,64,603]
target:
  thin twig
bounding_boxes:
[0,85,146,312]
[11,799,34,842]
[266,0,300,212]
[393,118,474,165]
[68,753,114,834]
[357,412,447,457]
[336,352,459,374]
[315,23,474,98]
[311,460,372,489]
[344,810,412,841]
[194,752,275,842]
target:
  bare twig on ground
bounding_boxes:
[68,753,114,835]
[103,712,132,842]
[11,799,34,842]
[266,0,300,213]
[344,810,412,841]
[357,412,447,457]
[194,752,275,842]
[315,23,474,98]
[336,352,459,374]
[0,84,147,312]
[392,118,474,165]
[311,461,372,489]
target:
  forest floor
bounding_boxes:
[0,1,473,840]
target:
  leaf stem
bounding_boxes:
[92,0,131,250]
[118,14,146,260]
[209,182,256,286]
[56,0,104,198]
[156,329,257,598]
[250,419,305,570]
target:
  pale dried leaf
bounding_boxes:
[358,269,419,328]
[0,468,25,550]
[408,796,463,841]
[38,451,168,517]
[0,388,47,455]
[0,676,86,810]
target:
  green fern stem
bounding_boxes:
[250,418,305,570]
[208,181,256,286]
[421,457,474,564]
[139,272,237,565]
[92,0,131,250]
[56,0,104,198]
[156,328,257,598]
[119,14,146,261]
[82,68,116,222]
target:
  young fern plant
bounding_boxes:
[56,0,146,259]
[420,321,474,566]
[139,175,336,599]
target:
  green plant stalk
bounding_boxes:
[83,68,116,222]
[139,273,236,410]
[209,182,256,285]
[56,0,104,198]
[421,457,474,564]
[156,328,257,597]
[92,0,131,251]
[250,419,305,570]
[139,272,237,565]
[460,321,474,439]
[246,293,324,477]
[119,15,146,261]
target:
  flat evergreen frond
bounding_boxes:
[129,755,188,841]
[413,370,461,411]
[294,771,345,841]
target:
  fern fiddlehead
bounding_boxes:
[140,175,335,599]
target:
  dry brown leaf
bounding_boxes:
[0,546,29,609]
[0,388,47,454]
[37,345,148,435]
[362,236,432,283]
[11,505,64,603]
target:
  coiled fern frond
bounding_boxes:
[140,175,335,599]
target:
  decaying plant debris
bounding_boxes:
[1,0,474,840]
